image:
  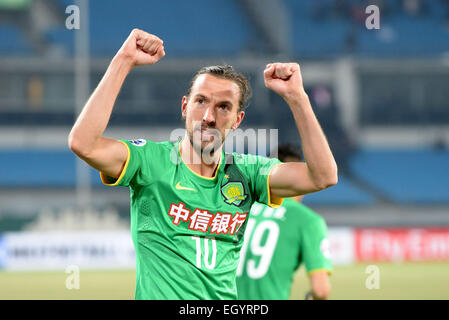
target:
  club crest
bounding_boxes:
[221,181,247,206]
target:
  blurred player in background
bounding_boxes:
[68,29,337,299]
[236,144,332,300]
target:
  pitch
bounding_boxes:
[0,262,448,300]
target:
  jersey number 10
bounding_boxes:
[191,236,217,270]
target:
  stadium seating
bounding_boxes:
[302,175,376,206]
[2,0,449,58]
[0,149,376,206]
[2,147,447,206]
[0,23,32,56]
[283,0,449,58]
[0,149,104,188]
[45,0,258,57]
[1,1,449,207]
[356,16,449,57]
[350,148,449,205]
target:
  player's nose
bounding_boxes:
[202,105,216,125]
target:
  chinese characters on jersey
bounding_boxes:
[168,202,247,235]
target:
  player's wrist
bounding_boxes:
[112,51,136,72]
[283,89,309,108]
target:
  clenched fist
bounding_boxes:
[264,63,306,102]
[116,28,165,67]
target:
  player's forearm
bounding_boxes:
[286,93,338,190]
[309,272,332,300]
[68,54,133,157]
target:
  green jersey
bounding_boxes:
[100,139,282,300]
[236,198,332,300]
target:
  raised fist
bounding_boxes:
[117,28,165,67]
[263,62,305,101]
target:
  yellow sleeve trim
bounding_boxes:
[307,268,333,276]
[267,162,284,208]
[99,140,131,186]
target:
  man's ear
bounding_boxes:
[232,111,245,130]
[181,96,188,120]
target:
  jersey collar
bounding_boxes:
[176,140,226,187]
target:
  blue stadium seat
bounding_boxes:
[5,0,449,58]
[49,0,258,57]
[45,28,74,56]
[357,16,449,57]
[350,148,449,204]
[303,175,376,206]
[93,0,257,57]
[0,150,105,188]
[283,0,449,58]
[290,18,350,58]
[0,23,32,56]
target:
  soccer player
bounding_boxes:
[68,29,337,299]
[236,144,332,300]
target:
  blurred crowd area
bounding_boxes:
[0,0,448,230]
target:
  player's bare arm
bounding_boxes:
[266,63,338,197]
[68,29,165,178]
[308,271,331,300]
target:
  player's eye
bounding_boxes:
[219,104,229,111]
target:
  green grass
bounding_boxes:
[290,262,449,300]
[0,269,136,300]
[0,262,448,299]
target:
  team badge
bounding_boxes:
[221,181,247,207]
[129,139,146,147]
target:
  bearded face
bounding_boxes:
[187,120,224,156]
[182,74,245,161]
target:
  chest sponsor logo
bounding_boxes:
[168,202,247,235]
[221,181,247,207]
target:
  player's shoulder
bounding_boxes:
[230,151,264,162]
[227,152,280,169]
[149,140,176,150]
[121,139,177,165]
[123,138,175,151]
